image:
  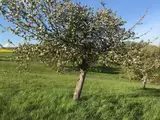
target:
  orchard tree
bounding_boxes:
[0,0,134,100]
[122,43,160,89]
[105,41,160,89]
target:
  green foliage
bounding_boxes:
[102,41,160,85]
[124,43,159,80]
[121,42,160,84]
[0,0,133,71]
[0,53,160,120]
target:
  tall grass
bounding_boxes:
[0,53,160,120]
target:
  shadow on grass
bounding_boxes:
[138,88,160,97]
[65,65,120,74]
[89,66,120,74]
[118,88,160,98]
[81,88,160,101]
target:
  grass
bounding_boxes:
[0,53,160,120]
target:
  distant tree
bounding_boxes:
[123,43,160,89]
[0,0,134,100]
[106,41,160,89]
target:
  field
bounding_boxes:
[0,49,13,53]
[0,52,160,120]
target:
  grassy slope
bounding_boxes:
[0,53,160,120]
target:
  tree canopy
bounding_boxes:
[0,0,135,100]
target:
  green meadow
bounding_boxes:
[0,53,160,120]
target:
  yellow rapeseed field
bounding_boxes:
[0,49,13,53]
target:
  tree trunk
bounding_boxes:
[142,76,147,89]
[73,69,87,101]
[143,80,146,89]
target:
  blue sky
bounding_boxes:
[0,0,160,45]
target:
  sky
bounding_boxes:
[0,0,160,46]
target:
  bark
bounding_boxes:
[143,80,146,89]
[73,58,88,101]
[73,69,87,101]
[142,76,147,89]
